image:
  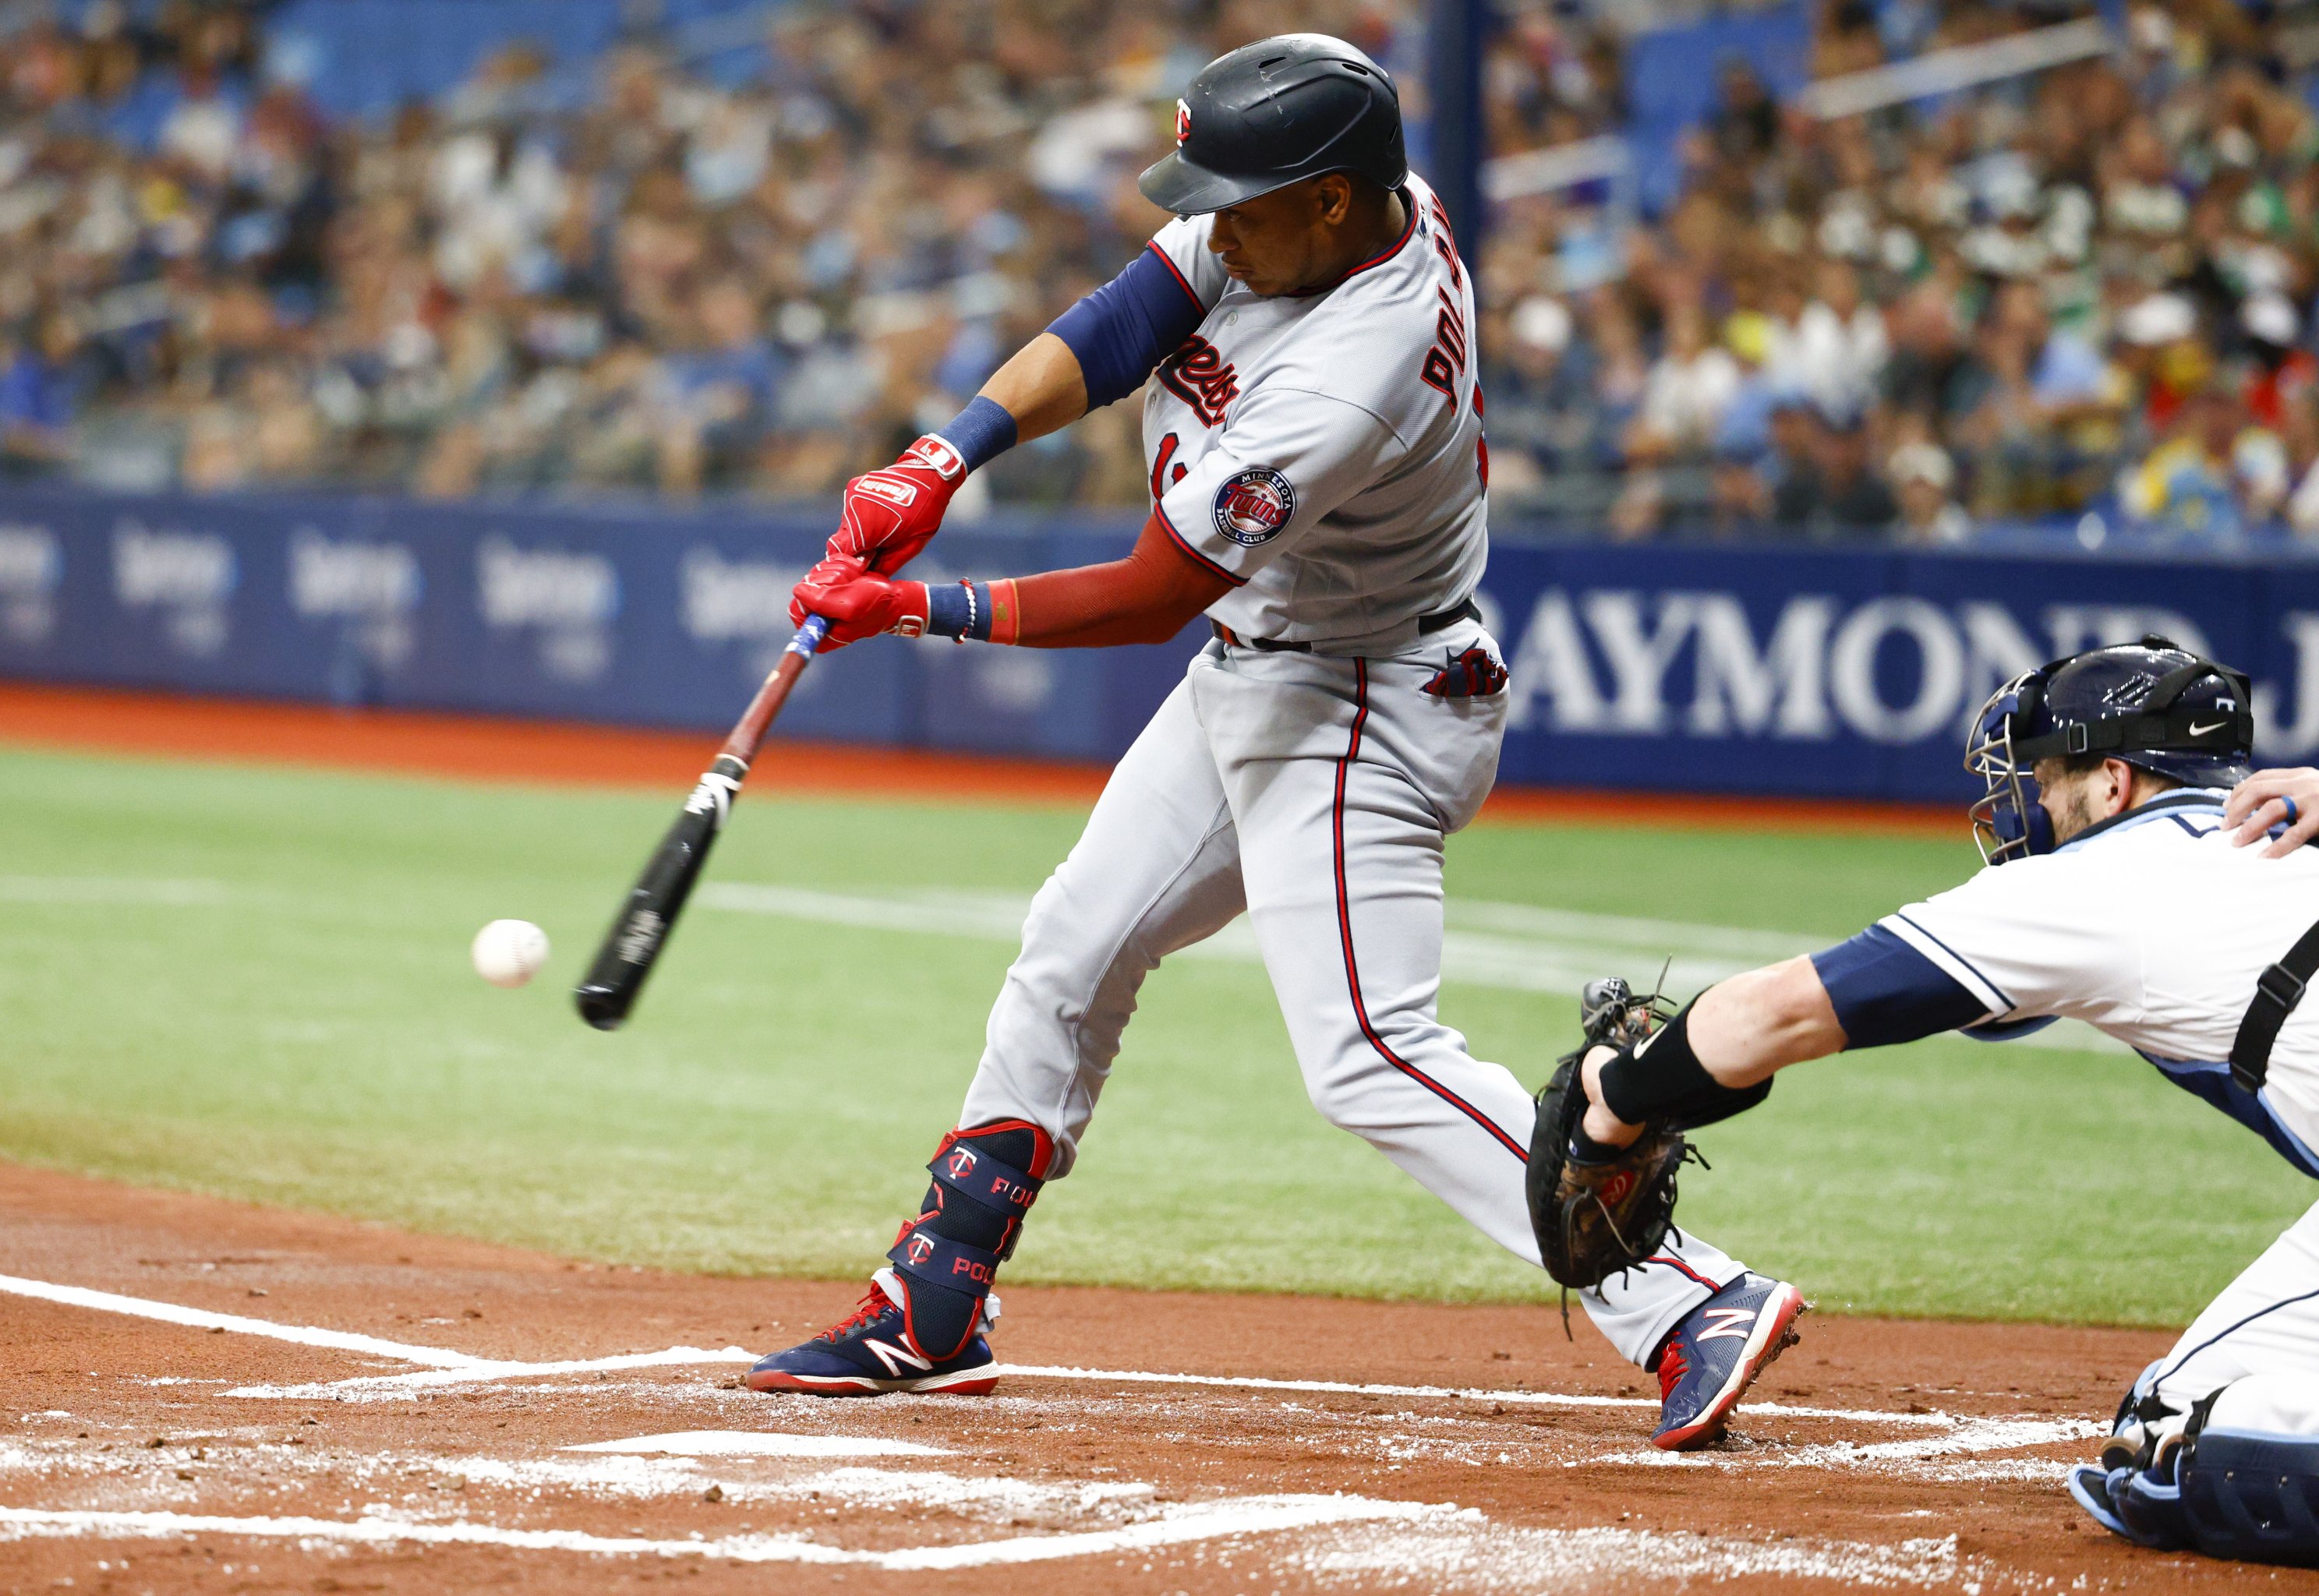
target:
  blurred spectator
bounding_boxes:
[2120,383,2289,541]
[649,274,785,496]
[1773,404,1897,540]
[1485,294,1602,496]
[1890,441,1970,545]
[1628,303,1738,461]
[1706,58,1779,166]
[0,310,83,476]
[1775,260,1887,415]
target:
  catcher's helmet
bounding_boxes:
[1965,634,2254,864]
[1139,34,1407,216]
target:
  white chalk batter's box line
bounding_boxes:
[0,1271,2094,1448]
[0,1269,2093,1577]
[0,1506,1996,1587]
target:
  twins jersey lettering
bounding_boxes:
[1141,172,1488,651]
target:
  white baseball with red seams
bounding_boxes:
[949,171,1752,1369]
[471,919,550,989]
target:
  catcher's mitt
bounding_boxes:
[1526,976,1697,1318]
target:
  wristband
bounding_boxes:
[1596,1001,1771,1130]
[924,580,1014,644]
[931,396,1018,473]
[924,581,972,640]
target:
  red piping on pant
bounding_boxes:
[1648,1253,1720,1290]
[1332,659,1529,1162]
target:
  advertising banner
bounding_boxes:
[4,486,2314,805]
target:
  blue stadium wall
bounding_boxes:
[3,487,2316,806]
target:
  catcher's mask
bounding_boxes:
[1965,634,2254,865]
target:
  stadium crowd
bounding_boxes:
[1481,0,2319,544]
[3,0,2319,546]
[0,0,1289,508]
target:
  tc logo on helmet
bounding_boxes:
[1212,468,1296,546]
[1175,99,1192,144]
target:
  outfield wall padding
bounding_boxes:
[2,487,2316,803]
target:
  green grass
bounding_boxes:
[1,743,2307,1327]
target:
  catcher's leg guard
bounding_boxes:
[2176,1378,2319,1567]
[2074,1375,2319,1566]
[885,1120,1053,1362]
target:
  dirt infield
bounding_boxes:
[0,680,1961,835]
[2,1163,2299,1594]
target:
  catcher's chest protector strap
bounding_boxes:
[2231,914,2319,1094]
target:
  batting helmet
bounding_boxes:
[1139,34,1407,216]
[1964,634,2254,863]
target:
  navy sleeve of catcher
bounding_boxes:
[1810,924,1994,1047]
[1048,245,1206,410]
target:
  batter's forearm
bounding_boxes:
[915,517,1224,648]
[999,517,1229,648]
[1008,581,1198,647]
[980,334,1090,446]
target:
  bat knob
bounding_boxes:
[573,983,630,1031]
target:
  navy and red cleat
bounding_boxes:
[1649,1272,1808,1450]
[744,1269,1001,1396]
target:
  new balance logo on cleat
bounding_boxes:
[862,1337,934,1379]
[1695,1306,1757,1342]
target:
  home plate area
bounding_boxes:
[0,1167,2283,1594]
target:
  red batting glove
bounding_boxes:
[790,555,929,650]
[828,436,967,576]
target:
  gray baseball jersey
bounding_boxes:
[950,175,1754,1372]
[1142,173,1489,651]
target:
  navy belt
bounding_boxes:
[1212,597,1480,654]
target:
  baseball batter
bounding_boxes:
[746,34,1805,1450]
[1565,636,2319,1566]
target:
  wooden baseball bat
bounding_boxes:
[573,615,829,1030]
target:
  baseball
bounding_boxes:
[471,919,550,988]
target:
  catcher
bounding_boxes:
[1559,635,2319,1569]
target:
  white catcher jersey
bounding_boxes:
[1876,789,2319,1169]
[1140,171,1488,652]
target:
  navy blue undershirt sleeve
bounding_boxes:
[1809,924,1995,1048]
[1048,246,1207,410]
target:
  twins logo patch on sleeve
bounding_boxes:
[1213,468,1296,546]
